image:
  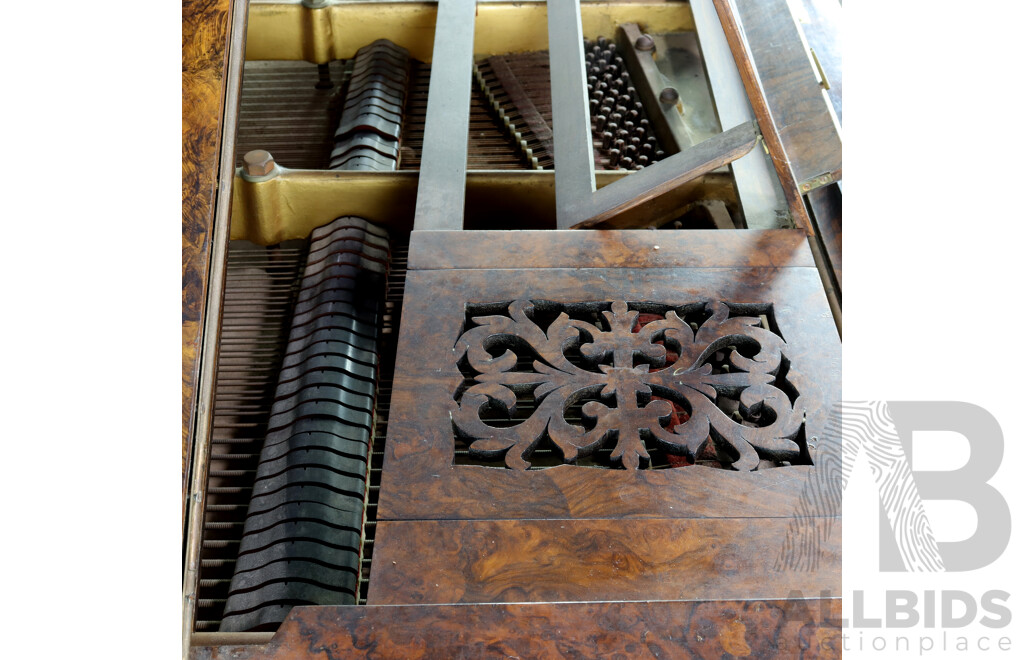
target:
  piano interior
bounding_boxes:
[184,0,842,655]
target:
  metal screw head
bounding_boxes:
[243,150,275,176]
[659,87,680,104]
[635,34,655,51]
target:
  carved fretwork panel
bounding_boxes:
[454,299,810,471]
[368,230,841,607]
[375,230,840,523]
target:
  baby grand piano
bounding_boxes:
[183,0,842,656]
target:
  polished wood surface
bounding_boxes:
[378,239,840,521]
[183,0,236,513]
[807,182,842,290]
[191,599,842,659]
[732,0,841,187]
[711,0,813,236]
[408,228,814,270]
[579,121,759,228]
[713,0,842,331]
[369,229,840,611]
[369,518,839,604]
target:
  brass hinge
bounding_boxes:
[799,171,836,194]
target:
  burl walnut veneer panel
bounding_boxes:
[191,599,842,659]
[369,517,839,605]
[183,0,235,510]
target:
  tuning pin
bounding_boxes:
[614,138,626,151]
[607,43,617,54]
[610,112,622,124]
[594,90,604,102]
[637,155,650,166]
[597,36,608,48]
[634,164,644,170]
[588,75,598,85]
[641,142,653,155]
[624,121,635,132]
[628,109,640,121]
[625,144,638,157]
[635,127,646,140]
[616,130,629,142]
[608,148,621,166]
[606,122,619,135]
[590,98,599,112]
[655,150,665,159]
[601,131,614,148]
[606,64,618,77]
[620,156,633,169]
[595,113,608,131]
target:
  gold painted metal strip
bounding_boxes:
[246,1,696,63]
[230,169,737,244]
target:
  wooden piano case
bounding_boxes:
[183,0,842,656]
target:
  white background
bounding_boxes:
[0,1,1020,657]
[844,1,1023,657]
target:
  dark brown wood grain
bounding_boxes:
[378,260,840,520]
[731,0,841,187]
[807,182,842,291]
[408,228,814,269]
[713,0,841,329]
[183,0,234,516]
[369,230,839,612]
[191,599,842,659]
[578,121,759,228]
[712,0,816,237]
[368,518,839,604]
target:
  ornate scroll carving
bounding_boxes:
[453,300,809,471]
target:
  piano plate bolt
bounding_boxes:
[242,149,278,180]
